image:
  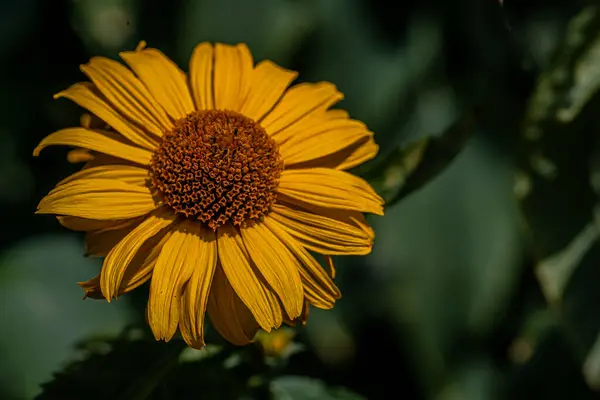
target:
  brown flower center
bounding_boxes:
[149,110,283,230]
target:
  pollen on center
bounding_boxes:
[149,110,284,230]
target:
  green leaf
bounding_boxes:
[35,332,187,400]
[36,331,282,400]
[516,5,600,393]
[365,106,478,207]
[517,4,599,270]
[535,221,599,304]
[523,5,600,139]
[271,376,366,400]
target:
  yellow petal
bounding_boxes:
[278,168,384,216]
[231,291,261,342]
[217,224,282,331]
[207,265,260,346]
[335,137,379,170]
[120,48,195,120]
[213,43,253,111]
[83,153,137,169]
[80,113,93,129]
[101,208,175,300]
[179,227,217,348]
[323,255,336,279]
[57,216,130,232]
[33,128,152,166]
[81,57,172,137]
[189,42,214,110]
[270,203,374,255]
[240,60,297,121]
[263,217,341,309]
[78,275,104,299]
[279,197,375,240]
[261,82,343,136]
[322,110,350,120]
[148,220,204,341]
[289,136,379,171]
[273,108,352,145]
[240,222,303,320]
[57,164,149,187]
[85,217,144,257]
[80,228,173,298]
[37,179,157,220]
[283,301,310,327]
[279,118,373,166]
[55,83,158,150]
[67,148,95,163]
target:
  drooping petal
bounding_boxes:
[189,42,214,110]
[240,61,297,122]
[323,255,336,279]
[263,217,341,309]
[278,168,384,216]
[120,48,195,120]
[80,227,173,299]
[57,164,149,187]
[37,179,157,220]
[80,112,108,130]
[78,275,103,299]
[148,220,205,341]
[101,208,175,300]
[213,43,253,112]
[269,203,374,256]
[81,57,172,137]
[67,148,95,163]
[217,224,282,331]
[260,82,343,136]
[83,153,138,169]
[283,301,310,327]
[119,228,173,292]
[55,83,158,150]
[207,264,260,346]
[240,222,303,320]
[33,128,152,166]
[57,216,130,232]
[85,217,143,257]
[231,291,261,342]
[178,226,217,349]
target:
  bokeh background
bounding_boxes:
[2,0,600,398]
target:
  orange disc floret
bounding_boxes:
[149,110,284,230]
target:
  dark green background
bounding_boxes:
[1,0,599,399]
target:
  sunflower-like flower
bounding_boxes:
[34,41,383,349]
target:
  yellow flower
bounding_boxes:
[34,41,383,349]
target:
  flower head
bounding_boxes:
[34,41,383,349]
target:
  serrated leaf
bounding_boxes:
[35,334,187,400]
[365,106,478,207]
[271,376,366,400]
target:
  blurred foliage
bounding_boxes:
[35,328,364,400]
[365,106,478,206]
[3,0,600,399]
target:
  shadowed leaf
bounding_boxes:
[365,107,478,207]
